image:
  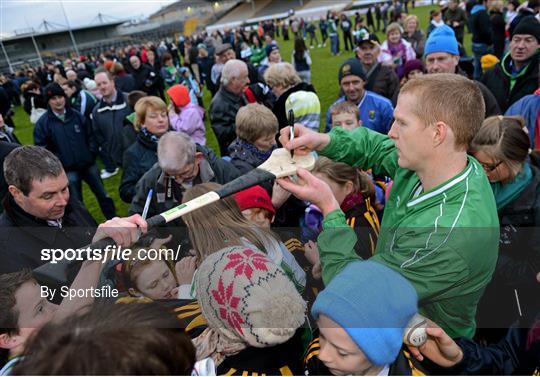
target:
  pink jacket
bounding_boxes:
[168,103,206,145]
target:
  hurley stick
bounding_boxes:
[34,149,315,284]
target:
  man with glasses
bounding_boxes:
[423,25,501,117]
[129,131,240,224]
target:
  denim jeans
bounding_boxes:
[330,35,339,55]
[99,147,117,173]
[67,163,117,219]
[472,42,490,80]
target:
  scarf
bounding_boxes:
[239,139,277,163]
[340,191,365,213]
[140,127,160,143]
[387,39,408,65]
[491,163,533,211]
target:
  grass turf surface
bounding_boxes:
[13,4,472,223]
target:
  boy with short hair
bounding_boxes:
[228,103,278,174]
[0,259,107,374]
[330,101,362,130]
[305,260,428,375]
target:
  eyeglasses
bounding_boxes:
[480,160,503,173]
[165,163,197,182]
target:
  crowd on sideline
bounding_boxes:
[0,0,539,375]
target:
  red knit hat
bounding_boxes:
[233,185,275,215]
[167,84,190,108]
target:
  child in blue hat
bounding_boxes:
[305,260,426,375]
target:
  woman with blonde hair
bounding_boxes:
[402,15,425,57]
[263,62,316,130]
[181,182,306,297]
[119,96,169,203]
[469,115,540,339]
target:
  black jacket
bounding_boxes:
[91,92,132,167]
[477,165,540,334]
[209,87,247,156]
[360,60,400,105]
[469,5,492,45]
[490,10,506,59]
[481,51,539,112]
[119,130,159,203]
[0,195,96,275]
[131,63,161,97]
[454,67,501,116]
[114,74,136,93]
[272,82,316,131]
[227,138,269,175]
[34,107,96,171]
[23,91,47,115]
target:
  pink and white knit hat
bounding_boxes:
[195,246,306,347]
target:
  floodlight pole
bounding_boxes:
[59,0,80,57]
[0,40,14,73]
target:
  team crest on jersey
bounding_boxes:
[369,110,376,120]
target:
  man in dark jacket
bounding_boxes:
[129,55,161,97]
[0,145,146,276]
[355,33,400,105]
[469,0,493,79]
[34,83,116,219]
[129,131,240,219]
[443,0,467,45]
[424,25,501,117]
[92,70,132,178]
[482,19,539,112]
[209,59,249,156]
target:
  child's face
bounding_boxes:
[317,315,375,376]
[132,261,177,300]
[314,173,353,206]
[4,281,59,350]
[253,134,277,152]
[407,69,423,80]
[241,208,273,228]
[332,112,360,131]
[388,30,401,44]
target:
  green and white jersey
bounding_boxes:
[317,127,499,338]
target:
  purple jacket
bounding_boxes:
[168,104,206,145]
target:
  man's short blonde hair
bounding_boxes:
[400,73,484,150]
[264,62,302,89]
[134,96,167,131]
[235,103,278,144]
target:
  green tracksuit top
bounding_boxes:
[317,127,499,338]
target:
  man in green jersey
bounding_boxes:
[278,74,499,338]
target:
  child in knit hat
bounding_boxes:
[194,245,307,375]
[167,84,206,145]
[305,260,427,376]
[233,185,276,228]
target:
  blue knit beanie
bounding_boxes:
[424,25,459,56]
[311,261,418,366]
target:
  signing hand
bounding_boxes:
[278,123,331,156]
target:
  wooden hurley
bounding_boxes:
[34,149,315,284]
